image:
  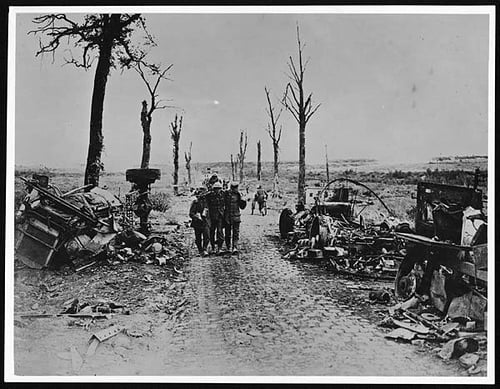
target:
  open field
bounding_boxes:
[14,157,488,226]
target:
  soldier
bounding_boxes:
[252,184,268,216]
[224,182,247,254]
[188,186,210,257]
[205,180,225,254]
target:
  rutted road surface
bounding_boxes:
[14,198,463,377]
[149,205,461,376]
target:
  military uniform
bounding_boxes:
[224,184,247,253]
[205,185,225,252]
[189,195,209,255]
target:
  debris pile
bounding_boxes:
[279,178,407,279]
[16,297,128,322]
[380,288,487,375]
[282,214,405,279]
[384,180,488,373]
[15,174,185,271]
[15,175,123,269]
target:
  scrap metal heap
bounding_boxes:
[382,181,488,370]
[15,175,123,269]
[279,178,488,371]
[15,172,184,271]
[279,178,408,279]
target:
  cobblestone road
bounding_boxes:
[136,206,462,376]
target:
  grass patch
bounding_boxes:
[149,191,171,212]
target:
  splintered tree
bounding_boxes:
[257,140,262,181]
[283,25,321,204]
[184,142,192,187]
[230,154,236,182]
[132,61,173,169]
[237,130,248,184]
[29,14,156,187]
[264,86,283,183]
[170,115,183,195]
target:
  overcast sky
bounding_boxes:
[14,10,490,171]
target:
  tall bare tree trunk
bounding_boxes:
[238,130,248,184]
[84,15,120,187]
[257,141,262,181]
[273,148,279,179]
[185,142,192,187]
[230,154,236,182]
[283,25,320,205]
[298,119,306,204]
[140,100,152,168]
[264,86,283,187]
[170,115,183,195]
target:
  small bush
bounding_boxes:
[149,192,171,212]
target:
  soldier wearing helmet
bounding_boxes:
[205,179,225,254]
[223,181,247,254]
[189,185,210,256]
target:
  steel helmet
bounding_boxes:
[212,181,223,189]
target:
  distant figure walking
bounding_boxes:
[252,185,268,216]
[224,182,247,254]
[189,186,210,256]
[205,181,225,254]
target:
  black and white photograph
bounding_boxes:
[5,5,495,383]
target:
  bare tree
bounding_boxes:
[283,24,321,204]
[184,141,192,188]
[237,130,248,184]
[170,114,183,195]
[325,144,330,182]
[257,140,262,181]
[265,86,283,181]
[230,154,236,182]
[29,14,156,187]
[132,61,173,169]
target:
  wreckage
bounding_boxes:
[279,178,407,279]
[14,170,183,270]
[279,178,487,295]
[15,175,123,269]
[392,181,487,322]
[279,177,488,368]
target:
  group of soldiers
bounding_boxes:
[189,175,248,256]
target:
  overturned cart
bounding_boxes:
[15,175,122,269]
[279,178,407,278]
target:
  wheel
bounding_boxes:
[394,255,426,300]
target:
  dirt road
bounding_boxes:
[13,196,464,377]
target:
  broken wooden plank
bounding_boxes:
[392,318,430,334]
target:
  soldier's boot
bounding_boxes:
[232,241,239,255]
